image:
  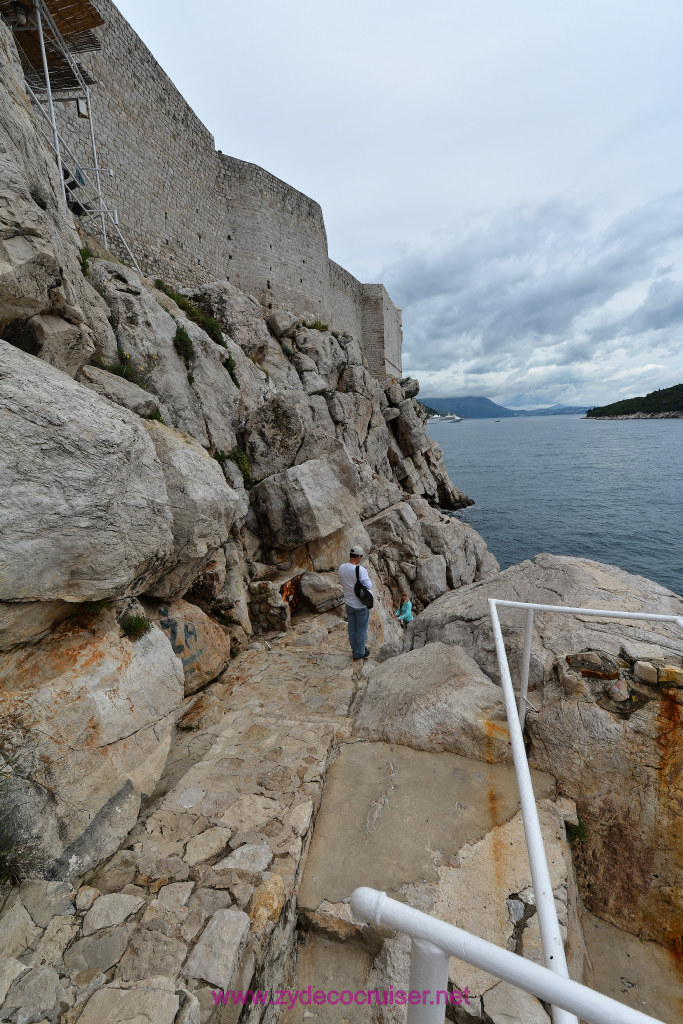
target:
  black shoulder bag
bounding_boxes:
[354,565,374,609]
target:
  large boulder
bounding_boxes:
[77,363,163,418]
[354,642,511,763]
[87,262,241,451]
[407,552,683,686]
[250,450,361,548]
[183,279,301,392]
[406,553,683,948]
[142,421,239,600]
[144,597,232,695]
[244,393,339,484]
[0,342,174,634]
[530,671,683,948]
[0,607,184,878]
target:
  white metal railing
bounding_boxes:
[351,887,663,1024]
[351,599,683,1024]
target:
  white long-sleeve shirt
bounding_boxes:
[338,562,373,610]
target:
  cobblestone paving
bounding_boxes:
[0,613,363,1024]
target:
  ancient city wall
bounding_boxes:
[50,0,401,376]
[326,261,365,342]
[363,285,403,379]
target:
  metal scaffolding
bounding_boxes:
[0,0,141,272]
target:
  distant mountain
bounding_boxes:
[587,383,683,418]
[515,404,590,417]
[423,396,516,418]
[422,396,588,419]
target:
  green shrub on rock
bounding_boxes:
[173,323,195,365]
[155,279,225,346]
[121,615,152,641]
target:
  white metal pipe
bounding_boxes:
[490,599,683,624]
[519,606,534,728]
[34,0,65,199]
[351,888,663,1024]
[488,599,576,1024]
[84,86,108,247]
[407,938,450,1024]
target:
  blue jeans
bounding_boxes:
[346,604,370,659]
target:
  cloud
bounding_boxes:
[385,192,683,406]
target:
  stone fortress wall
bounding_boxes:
[54,0,402,378]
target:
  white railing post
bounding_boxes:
[407,938,450,1024]
[351,887,664,1024]
[519,606,534,728]
[488,599,577,1024]
[34,0,65,199]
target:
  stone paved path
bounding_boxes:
[0,611,364,1024]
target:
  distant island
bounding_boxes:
[587,383,683,419]
[421,395,589,419]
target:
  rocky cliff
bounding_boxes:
[1,15,681,1024]
[0,12,495,882]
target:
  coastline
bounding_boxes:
[586,411,683,420]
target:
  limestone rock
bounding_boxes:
[483,981,550,1023]
[299,572,344,613]
[244,393,317,483]
[2,965,68,1023]
[142,421,238,599]
[384,382,403,407]
[183,828,232,867]
[16,879,75,927]
[420,516,500,588]
[266,309,298,338]
[251,450,361,548]
[78,363,162,417]
[0,902,40,959]
[400,376,420,399]
[115,929,187,983]
[530,679,683,947]
[0,341,174,611]
[0,959,27,1005]
[0,599,73,652]
[183,908,250,989]
[294,327,347,381]
[431,807,569,996]
[407,552,683,688]
[183,279,270,355]
[63,924,129,973]
[214,843,273,874]
[220,795,281,831]
[30,916,79,967]
[82,894,144,936]
[75,983,180,1024]
[414,553,448,603]
[0,609,183,878]
[145,597,231,695]
[0,18,115,377]
[406,553,683,947]
[355,643,511,762]
[394,398,431,457]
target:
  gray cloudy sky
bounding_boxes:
[115,0,683,407]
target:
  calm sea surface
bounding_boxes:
[427,415,683,597]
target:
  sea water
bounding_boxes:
[427,415,683,597]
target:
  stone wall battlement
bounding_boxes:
[50,0,402,379]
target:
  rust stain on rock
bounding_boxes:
[655,690,683,958]
[482,718,509,764]
[487,786,505,888]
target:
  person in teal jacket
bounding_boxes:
[395,591,413,625]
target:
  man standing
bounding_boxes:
[338,545,373,661]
